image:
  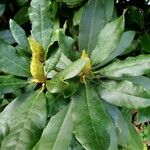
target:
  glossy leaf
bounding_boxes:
[99,31,135,67]
[56,0,84,6]
[62,78,79,98]
[97,55,150,78]
[1,91,47,150]
[91,14,125,65]
[59,31,79,61]
[0,39,31,77]
[29,0,52,50]
[99,80,150,108]
[56,58,86,80]
[104,102,130,148]
[9,19,29,50]
[0,4,5,16]
[79,0,114,54]
[45,48,61,73]
[126,76,150,90]
[46,78,69,94]
[13,7,29,25]
[71,84,112,150]
[141,34,150,52]
[73,7,84,26]
[136,107,150,124]
[0,93,32,145]
[0,30,15,44]
[46,92,68,117]
[121,116,143,150]
[34,103,73,150]
[0,75,28,95]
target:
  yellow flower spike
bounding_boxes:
[28,36,45,62]
[80,50,92,83]
[30,55,46,83]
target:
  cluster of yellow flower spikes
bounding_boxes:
[28,37,46,83]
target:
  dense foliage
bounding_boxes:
[0,0,150,149]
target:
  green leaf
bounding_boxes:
[108,126,118,150]
[141,34,150,52]
[0,39,31,77]
[59,31,79,61]
[29,0,52,50]
[56,53,72,70]
[1,91,47,150]
[73,7,84,26]
[99,80,150,108]
[0,30,15,44]
[104,102,130,148]
[62,78,79,98]
[56,0,84,6]
[126,76,150,90]
[46,92,68,117]
[0,4,5,16]
[13,7,29,25]
[56,58,86,80]
[34,103,73,150]
[68,136,84,150]
[0,93,32,145]
[9,19,29,50]
[121,116,143,150]
[71,84,112,150]
[0,75,28,95]
[16,0,29,6]
[97,55,150,78]
[45,48,61,73]
[79,0,114,54]
[99,31,135,67]
[136,107,150,124]
[46,78,69,94]
[91,14,125,65]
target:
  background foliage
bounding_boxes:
[0,0,150,150]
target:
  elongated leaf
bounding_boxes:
[46,92,68,117]
[0,39,30,77]
[99,80,150,108]
[9,19,29,50]
[1,91,47,150]
[46,78,69,94]
[136,107,150,124]
[97,55,150,78]
[59,31,79,61]
[108,126,118,150]
[56,58,86,80]
[29,0,52,50]
[0,4,5,16]
[104,102,130,148]
[34,103,73,150]
[56,0,83,6]
[0,75,28,95]
[0,93,32,145]
[79,0,114,54]
[99,31,135,67]
[126,76,150,90]
[71,84,112,150]
[121,116,143,150]
[68,136,84,150]
[91,14,125,65]
[13,7,29,25]
[45,48,61,73]
[56,53,72,70]
[0,30,15,44]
